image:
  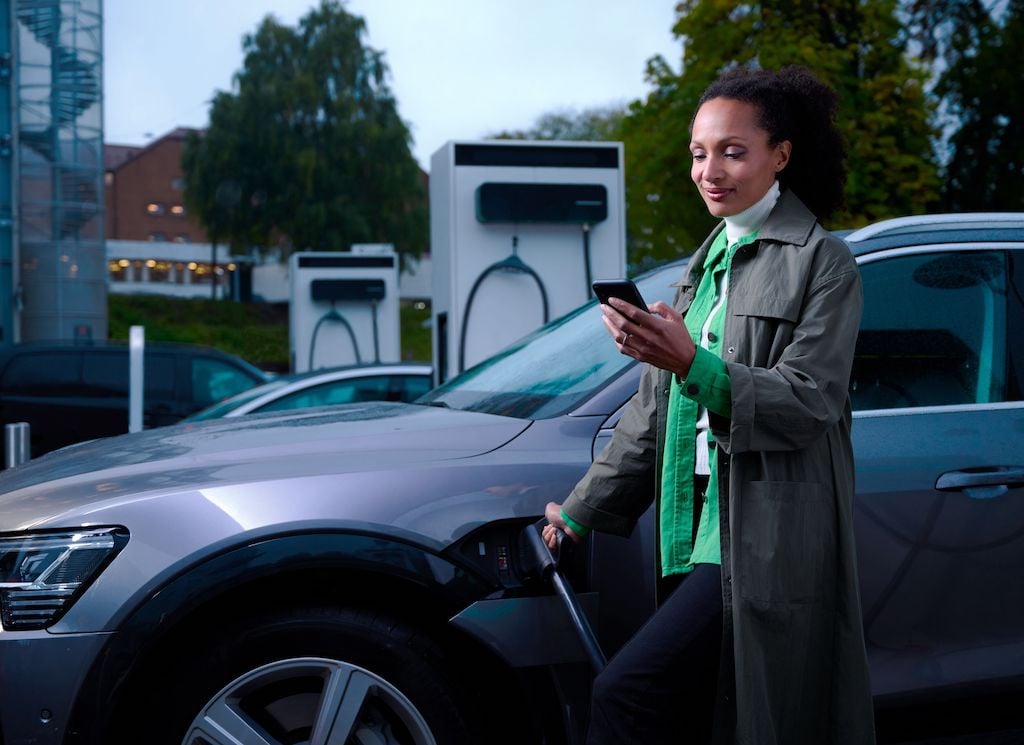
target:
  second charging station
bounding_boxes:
[289,251,400,373]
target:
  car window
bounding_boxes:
[81,353,128,396]
[397,374,432,402]
[143,352,177,398]
[851,249,1017,410]
[419,262,684,419]
[192,358,258,406]
[79,351,176,398]
[1,352,81,395]
[184,378,291,421]
[257,375,394,412]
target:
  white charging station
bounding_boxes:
[289,252,400,373]
[430,140,626,384]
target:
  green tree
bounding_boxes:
[489,104,627,141]
[182,1,426,262]
[905,0,1024,210]
[621,0,941,268]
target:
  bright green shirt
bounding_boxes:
[660,230,755,575]
[562,230,753,567]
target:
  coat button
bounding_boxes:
[707,331,718,343]
[686,383,700,395]
[727,346,735,354]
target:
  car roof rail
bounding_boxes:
[845,213,1024,242]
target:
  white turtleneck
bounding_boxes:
[724,179,780,245]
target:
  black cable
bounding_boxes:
[308,302,361,370]
[582,223,594,298]
[370,298,380,363]
[459,236,550,374]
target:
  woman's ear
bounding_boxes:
[775,140,792,173]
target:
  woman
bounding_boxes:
[544,66,875,744]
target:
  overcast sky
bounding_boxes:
[103,0,681,169]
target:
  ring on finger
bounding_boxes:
[622,333,631,346]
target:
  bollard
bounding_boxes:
[4,422,31,468]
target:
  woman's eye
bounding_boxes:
[691,153,706,161]
[725,150,744,159]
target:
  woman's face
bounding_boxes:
[689,97,791,218]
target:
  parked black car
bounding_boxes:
[0,340,269,459]
[0,214,1021,744]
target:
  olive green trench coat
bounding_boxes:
[562,190,875,744]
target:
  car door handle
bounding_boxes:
[935,466,1024,499]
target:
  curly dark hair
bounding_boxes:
[695,65,846,220]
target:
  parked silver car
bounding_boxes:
[185,362,434,420]
[0,214,1022,745]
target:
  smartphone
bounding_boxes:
[592,279,649,312]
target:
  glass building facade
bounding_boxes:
[12,0,105,342]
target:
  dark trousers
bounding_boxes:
[586,563,724,745]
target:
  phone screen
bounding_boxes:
[592,279,649,312]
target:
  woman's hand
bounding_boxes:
[602,298,697,378]
[544,501,580,551]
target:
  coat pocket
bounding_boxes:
[729,294,801,322]
[736,480,836,604]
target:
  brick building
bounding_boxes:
[105,129,236,298]
[105,128,208,243]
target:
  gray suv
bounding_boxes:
[0,214,1021,745]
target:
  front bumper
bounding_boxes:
[0,629,111,744]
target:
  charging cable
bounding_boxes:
[308,301,362,370]
[459,234,550,373]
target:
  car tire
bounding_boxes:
[113,605,476,745]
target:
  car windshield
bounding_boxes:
[418,261,685,419]
[184,378,291,421]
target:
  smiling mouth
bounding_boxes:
[704,187,732,200]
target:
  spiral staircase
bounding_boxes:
[17,0,102,238]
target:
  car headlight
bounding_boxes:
[0,527,128,630]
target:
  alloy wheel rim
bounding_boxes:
[182,657,437,745]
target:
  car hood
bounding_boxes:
[0,402,530,529]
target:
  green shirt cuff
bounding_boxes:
[561,509,591,537]
[678,346,732,416]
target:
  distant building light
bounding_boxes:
[118,259,131,268]
[146,202,166,216]
[170,204,186,216]
[145,259,157,268]
[187,261,198,270]
[227,263,237,271]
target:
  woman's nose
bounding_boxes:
[702,154,724,182]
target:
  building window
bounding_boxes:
[173,233,190,243]
[188,262,227,286]
[109,259,129,282]
[171,177,185,190]
[147,260,171,282]
[174,262,186,283]
[148,232,167,242]
[146,202,166,216]
[170,204,187,216]
[132,260,144,282]
[104,172,114,186]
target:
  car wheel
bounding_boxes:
[117,606,475,745]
